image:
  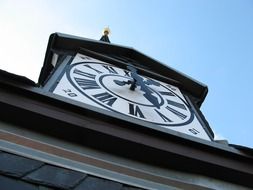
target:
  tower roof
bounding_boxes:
[39,33,208,107]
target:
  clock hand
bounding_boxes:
[113,66,160,108]
[127,66,160,109]
[114,66,146,90]
[145,79,160,87]
[113,80,131,86]
[139,82,160,109]
[113,79,137,90]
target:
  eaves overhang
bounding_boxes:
[39,33,208,107]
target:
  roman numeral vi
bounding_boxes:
[129,104,145,119]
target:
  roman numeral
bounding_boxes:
[129,104,145,119]
[166,99,187,110]
[159,91,175,96]
[160,90,188,110]
[93,92,117,107]
[165,106,187,120]
[124,70,130,77]
[74,77,100,90]
[189,128,200,135]
[155,110,172,122]
[73,69,96,79]
[84,64,103,74]
[103,65,118,74]
[80,56,92,60]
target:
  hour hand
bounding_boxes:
[127,66,160,108]
[114,79,135,86]
[114,79,137,90]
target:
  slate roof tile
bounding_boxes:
[75,176,123,190]
[23,164,87,189]
[0,151,147,190]
[0,175,38,190]
[0,152,44,177]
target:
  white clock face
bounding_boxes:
[53,54,211,140]
[66,62,193,126]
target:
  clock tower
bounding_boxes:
[0,32,252,190]
[40,33,214,142]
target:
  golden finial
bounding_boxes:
[102,27,111,36]
[100,26,111,43]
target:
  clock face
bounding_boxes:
[66,62,193,126]
[53,53,212,140]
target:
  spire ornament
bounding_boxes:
[100,27,111,43]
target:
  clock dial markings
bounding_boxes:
[159,91,175,97]
[62,89,78,97]
[93,92,118,107]
[129,103,145,119]
[79,55,92,60]
[103,65,118,74]
[166,99,187,110]
[74,77,100,90]
[155,109,172,122]
[166,84,177,91]
[124,70,131,77]
[73,68,96,79]
[189,128,200,135]
[165,105,187,120]
[83,64,103,74]
[66,61,194,127]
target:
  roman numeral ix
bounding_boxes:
[74,77,100,90]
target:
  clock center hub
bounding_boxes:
[99,74,164,107]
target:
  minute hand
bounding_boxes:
[127,66,160,109]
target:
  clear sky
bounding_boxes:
[0,0,252,148]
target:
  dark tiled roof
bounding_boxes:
[0,151,44,177]
[23,165,87,189]
[0,151,145,190]
[75,176,123,190]
[0,175,38,190]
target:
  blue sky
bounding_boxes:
[0,0,252,147]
